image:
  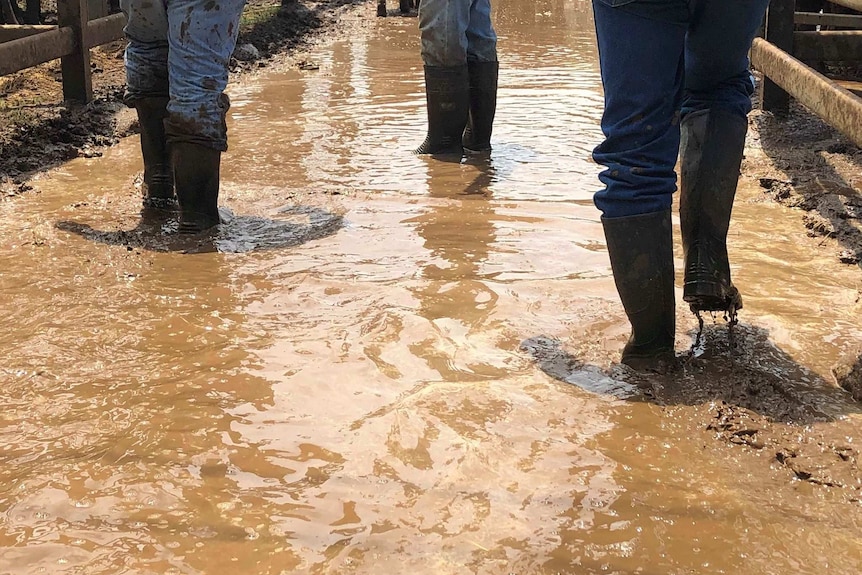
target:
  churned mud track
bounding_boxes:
[0,0,372,197]
[525,320,862,507]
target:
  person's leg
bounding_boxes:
[121,0,174,209]
[164,0,246,233]
[678,0,770,314]
[592,1,686,218]
[416,0,471,155]
[462,0,498,152]
[592,0,687,371]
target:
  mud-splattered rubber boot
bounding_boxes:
[462,60,498,153]
[679,108,746,317]
[171,142,221,234]
[415,65,470,156]
[602,210,677,373]
[134,97,176,211]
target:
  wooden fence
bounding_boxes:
[756,0,862,147]
[0,0,126,103]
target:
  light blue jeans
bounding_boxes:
[418,0,497,67]
[121,0,247,151]
[591,0,769,217]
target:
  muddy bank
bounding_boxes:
[0,0,373,196]
[749,103,862,267]
[525,320,862,506]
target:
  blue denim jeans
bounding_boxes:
[591,0,769,218]
[121,0,247,151]
[418,0,497,67]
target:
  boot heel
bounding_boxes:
[684,281,743,312]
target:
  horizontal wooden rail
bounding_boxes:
[795,11,862,28]
[752,37,862,148]
[85,12,125,49]
[0,12,126,98]
[794,30,862,63]
[0,26,76,76]
[0,24,55,43]
[826,0,862,12]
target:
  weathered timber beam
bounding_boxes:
[0,14,124,78]
[825,0,862,12]
[0,24,55,42]
[795,11,862,28]
[794,30,862,62]
[86,12,124,48]
[0,26,75,76]
[752,37,862,148]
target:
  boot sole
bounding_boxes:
[683,281,743,313]
[621,349,679,374]
[463,143,491,154]
[414,145,464,156]
[178,212,221,235]
[142,197,178,211]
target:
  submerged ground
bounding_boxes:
[1,1,862,573]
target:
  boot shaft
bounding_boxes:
[463,60,499,152]
[679,109,747,312]
[134,97,174,202]
[679,109,747,251]
[415,65,470,155]
[172,142,222,234]
[602,210,676,371]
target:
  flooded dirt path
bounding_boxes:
[2,2,862,573]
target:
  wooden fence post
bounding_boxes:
[762,0,796,115]
[57,0,92,103]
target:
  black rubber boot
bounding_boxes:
[134,97,176,211]
[462,60,498,153]
[679,108,746,315]
[602,210,677,373]
[415,65,470,156]
[171,142,221,234]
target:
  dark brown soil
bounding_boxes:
[0,0,370,196]
[524,323,862,505]
[749,102,862,268]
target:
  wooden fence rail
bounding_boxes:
[0,0,126,103]
[757,0,862,148]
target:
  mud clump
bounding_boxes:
[528,323,862,504]
[832,351,862,403]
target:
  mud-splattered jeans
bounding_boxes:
[591,0,769,218]
[121,0,246,151]
[418,0,497,67]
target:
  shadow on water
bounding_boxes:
[522,322,862,425]
[55,204,344,254]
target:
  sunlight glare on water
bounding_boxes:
[1,1,862,574]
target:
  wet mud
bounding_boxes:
[2,1,862,573]
[0,0,370,195]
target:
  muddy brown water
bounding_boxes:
[2,2,862,573]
